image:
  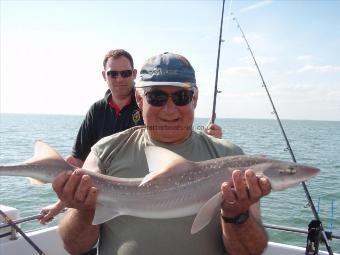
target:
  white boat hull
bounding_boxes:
[0,225,337,255]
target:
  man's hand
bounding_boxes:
[205,123,222,139]
[65,155,84,168]
[52,169,97,212]
[221,169,271,218]
[39,200,65,224]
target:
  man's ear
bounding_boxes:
[192,88,198,109]
[135,90,143,109]
[102,70,107,81]
[133,69,137,79]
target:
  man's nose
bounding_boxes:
[162,97,177,112]
[114,75,124,81]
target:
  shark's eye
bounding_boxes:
[287,166,297,174]
[278,166,297,175]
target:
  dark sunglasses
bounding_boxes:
[144,90,194,107]
[106,70,133,78]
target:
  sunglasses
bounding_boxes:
[106,70,133,78]
[144,90,194,107]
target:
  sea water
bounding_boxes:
[0,114,339,252]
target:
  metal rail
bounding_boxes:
[0,209,46,254]
[2,212,339,241]
[264,223,340,240]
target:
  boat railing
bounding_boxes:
[1,211,339,241]
[0,209,67,240]
[264,223,340,240]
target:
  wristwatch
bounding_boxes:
[221,210,249,225]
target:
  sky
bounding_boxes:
[1,0,339,121]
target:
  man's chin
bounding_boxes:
[147,126,192,144]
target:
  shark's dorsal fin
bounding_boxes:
[145,146,187,172]
[191,192,223,234]
[25,140,65,164]
[140,146,192,186]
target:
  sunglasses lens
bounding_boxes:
[107,70,132,78]
[172,90,194,106]
[107,71,119,78]
[145,91,169,106]
[120,70,133,78]
[145,90,194,107]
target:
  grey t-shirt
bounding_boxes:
[92,126,243,255]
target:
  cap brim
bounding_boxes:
[135,81,195,88]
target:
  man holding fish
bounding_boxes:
[53,52,272,255]
[39,49,222,225]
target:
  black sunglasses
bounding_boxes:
[106,70,133,78]
[144,90,194,107]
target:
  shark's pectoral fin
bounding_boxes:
[28,177,47,185]
[191,192,223,234]
[92,202,121,225]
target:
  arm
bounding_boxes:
[220,169,271,255]
[53,152,101,255]
[39,155,84,225]
[39,200,66,224]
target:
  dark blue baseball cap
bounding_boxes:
[136,52,196,88]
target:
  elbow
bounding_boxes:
[63,239,97,255]
[250,232,269,255]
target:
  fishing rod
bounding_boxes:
[211,0,229,124]
[0,209,46,255]
[231,14,334,255]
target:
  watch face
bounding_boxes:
[222,210,249,224]
[235,210,249,224]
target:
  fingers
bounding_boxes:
[205,123,222,139]
[221,182,236,204]
[74,175,94,203]
[39,210,54,224]
[53,171,72,196]
[52,169,96,211]
[232,170,248,201]
[259,176,271,196]
[245,170,262,202]
[221,169,272,217]
[62,169,83,202]
[84,187,97,208]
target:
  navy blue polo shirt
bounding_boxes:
[71,89,144,161]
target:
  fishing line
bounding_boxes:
[231,14,334,255]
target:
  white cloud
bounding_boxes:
[231,36,244,44]
[297,65,340,73]
[231,33,266,47]
[241,56,277,65]
[236,1,272,15]
[297,55,313,61]
[224,66,257,76]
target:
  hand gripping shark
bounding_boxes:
[0,141,320,234]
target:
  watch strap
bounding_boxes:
[221,210,250,225]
